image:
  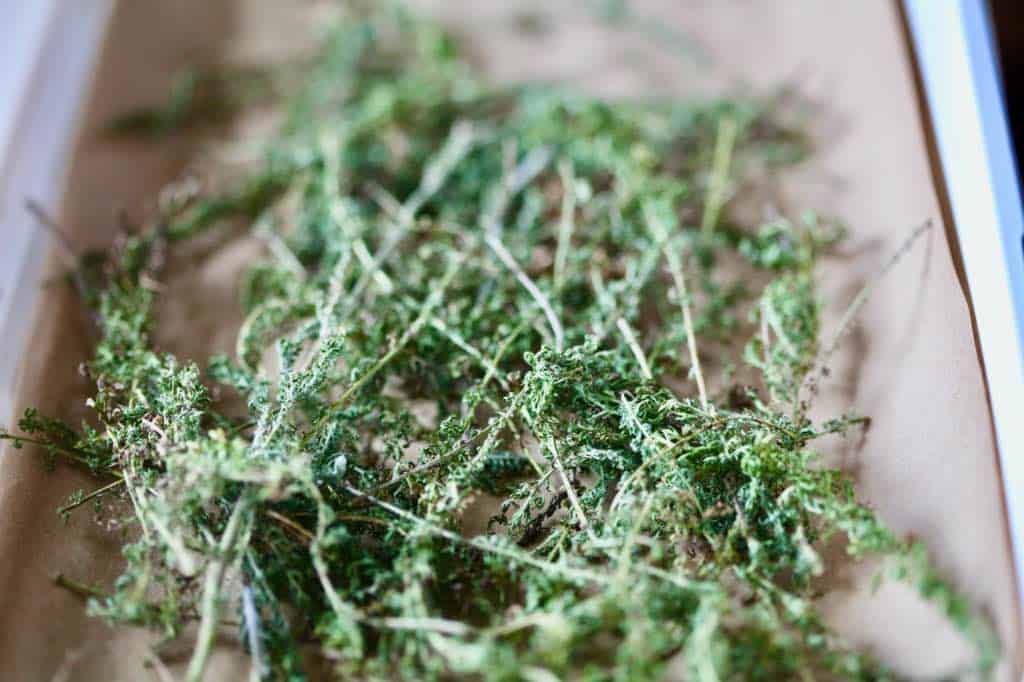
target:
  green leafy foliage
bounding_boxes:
[0,4,996,680]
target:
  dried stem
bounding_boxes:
[645,203,708,408]
[700,116,738,240]
[616,317,653,380]
[57,478,126,516]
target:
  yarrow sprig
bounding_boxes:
[1,4,996,680]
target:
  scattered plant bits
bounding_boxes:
[1,4,997,680]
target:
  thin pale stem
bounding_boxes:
[58,478,126,516]
[486,235,564,352]
[554,158,577,290]
[616,318,653,380]
[799,220,932,412]
[545,438,596,542]
[645,204,708,408]
[480,146,562,349]
[186,500,252,682]
[700,116,738,240]
[342,483,607,585]
[26,198,80,266]
[241,585,267,681]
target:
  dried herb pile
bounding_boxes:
[1,4,998,680]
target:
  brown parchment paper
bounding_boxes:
[0,1,1020,679]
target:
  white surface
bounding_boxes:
[0,1,114,421]
[905,0,1024,609]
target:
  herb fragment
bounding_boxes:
[2,5,997,680]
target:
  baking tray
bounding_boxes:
[905,0,1024,617]
[0,0,1020,677]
